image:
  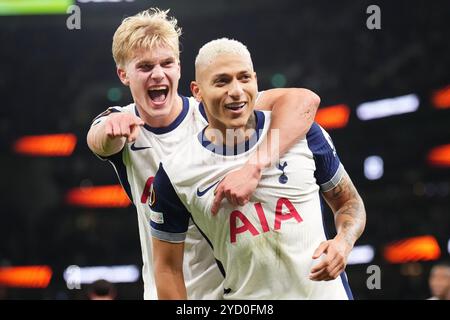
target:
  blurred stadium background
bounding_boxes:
[0,0,449,299]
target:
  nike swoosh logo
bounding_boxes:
[196,180,220,197]
[130,142,151,151]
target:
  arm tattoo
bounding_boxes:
[324,174,366,246]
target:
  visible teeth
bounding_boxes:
[148,86,168,91]
[225,102,246,109]
[148,86,168,102]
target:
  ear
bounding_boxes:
[117,67,129,86]
[190,81,202,102]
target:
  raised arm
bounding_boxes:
[309,172,366,281]
[211,88,320,214]
[152,238,187,299]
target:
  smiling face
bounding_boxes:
[117,44,181,127]
[191,53,257,137]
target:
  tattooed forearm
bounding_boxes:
[334,198,365,247]
[322,172,366,247]
[330,184,345,199]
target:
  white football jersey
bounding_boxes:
[151,111,353,300]
[90,95,224,300]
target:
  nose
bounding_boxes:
[228,79,244,99]
[151,64,164,81]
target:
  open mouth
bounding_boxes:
[147,86,169,103]
[225,102,246,111]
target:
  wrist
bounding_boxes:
[244,161,264,179]
[335,233,355,252]
[99,129,126,156]
[248,152,272,171]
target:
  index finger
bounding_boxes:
[211,187,225,215]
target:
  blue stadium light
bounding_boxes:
[347,245,375,265]
[356,94,419,120]
[364,156,384,180]
[63,264,140,287]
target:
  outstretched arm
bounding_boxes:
[87,112,144,157]
[310,172,366,281]
[211,88,320,214]
[152,238,186,299]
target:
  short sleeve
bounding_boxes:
[150,163,191,243]
[306,123,345,192]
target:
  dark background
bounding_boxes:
[0,0,449,299]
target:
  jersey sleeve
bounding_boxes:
[89,106,125,160]
[91,106,122,126]
[306,122,345,192]
[150,163,191,243]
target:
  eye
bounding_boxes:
[240,74,251,81]
[162,60,174,67]
[214,78,228,86]
[139,64,152,71]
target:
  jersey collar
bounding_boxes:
[135,95,189,135]
[197,110,266,156]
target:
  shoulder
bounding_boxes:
[159,135,207,187]
[165,139,199,164]
[306,122,337,153]
[185,96,208,126]
[186,96,200,107]
[304,122,344,191]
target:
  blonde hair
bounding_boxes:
[195,37,253,76]
[112,8,182,68]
